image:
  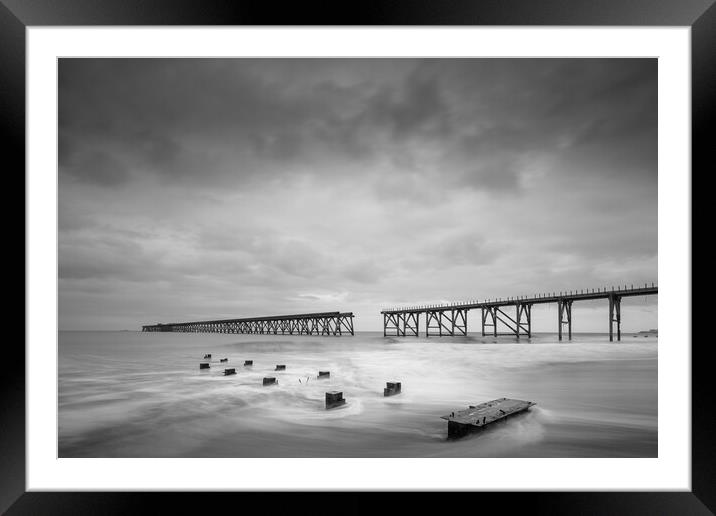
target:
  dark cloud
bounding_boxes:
[61,149,130,187]
[59,59,656,191]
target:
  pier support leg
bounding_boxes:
[493,308,498,337]
[609,295,622,341]
[516,303,532,339]
[383,313,399,337]
[558,300,572,341]
[558,300,563,341]
[527,304,532,338]
[426,311,441,337]
[451,309,468,336]
[404,312,419,337]
[342,314,355,336]
[482,307,497,337]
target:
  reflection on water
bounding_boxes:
[58,331,657,457]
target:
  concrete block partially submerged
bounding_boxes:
[275,364,286,371]
[384,381,402,396]
[325,391,346,409]
[244,360,253,366]
[199,362,210,369]
[317,371,330,379]
[441,398,536,439]
[203,354,212,359]
[220,358,228,363]
[263,377,277,386]
[224,368,236,375]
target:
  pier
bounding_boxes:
[382,284,657,341]
[142,311,355,336]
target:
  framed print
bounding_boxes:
[5,0,710,513]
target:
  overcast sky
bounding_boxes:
[58,58,657,332]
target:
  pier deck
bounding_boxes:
[441,398,536,438]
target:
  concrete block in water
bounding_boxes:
[220,358,228,363]
[441,398,536,439]
[199,362,210,369]
[203,354,212,359]
[384,381,402,396]
[275,364,286,371]
[325,391,346,409]
[244,360,253,366]
[224,368,236,375]
[317,371,330,379]
[263,377,277,386]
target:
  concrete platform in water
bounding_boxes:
[441,398,536,438]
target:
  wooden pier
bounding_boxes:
[142,311,355,336]
[382,283,657,341]
[441,398,536,438]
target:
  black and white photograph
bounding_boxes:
[57,57,659,459]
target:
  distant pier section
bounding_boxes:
[382,283,657,341]
[142,311,355,336]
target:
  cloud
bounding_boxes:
[57,58,658,330]
[58,59,655,191]
[60,148,131,187]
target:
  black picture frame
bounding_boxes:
[5,1,709,514]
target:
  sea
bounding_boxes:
[58,331,657,458]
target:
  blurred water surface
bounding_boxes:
[59,331,657,457]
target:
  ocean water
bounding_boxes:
[58,331,657,457]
